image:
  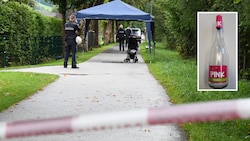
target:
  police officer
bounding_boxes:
[125,27,131,48]
[116,24,126,51]
[64,14,80,68]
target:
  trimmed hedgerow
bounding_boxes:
[0,2,62,66]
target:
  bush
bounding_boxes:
[0,2,62,66]
[154,0,250,78]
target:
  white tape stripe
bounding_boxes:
[237,99,250,119]
[1,98,250,139]
[0,122,7,139]
[72,109,148,131]
[148,99,240,124]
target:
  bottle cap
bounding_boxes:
[216,15,223,29]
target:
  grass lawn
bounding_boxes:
[35,1,53,12]
[0,44,115,112]
[140,42,250,141]
[0,72,59,112]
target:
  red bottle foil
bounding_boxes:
[216,15,223,29]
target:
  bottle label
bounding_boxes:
[209,65,228,83]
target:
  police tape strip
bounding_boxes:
[0,98,250,139]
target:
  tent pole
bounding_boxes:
[150,0,155,60]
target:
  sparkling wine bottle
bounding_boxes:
[208,15,228,89]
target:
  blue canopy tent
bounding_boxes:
[76,0,155,60]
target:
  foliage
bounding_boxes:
[48,0,101,52]
[0,2,62,67]
[6,0,36,8]
[140,42,250,141]
[122,0,152,32]
[237,0,250,78]
[154,0,213,58]
[153,0,250,78]
[210,0,250,79]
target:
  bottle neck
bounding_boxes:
[216,28,223,40]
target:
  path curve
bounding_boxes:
[0,46,187,141]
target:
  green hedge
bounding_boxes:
[0,2,62,66]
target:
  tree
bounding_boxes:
[153,0,250,79]
[47,0,90,54]
[87,0,105,47]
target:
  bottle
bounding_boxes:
[208,15,228,89]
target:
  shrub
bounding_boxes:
[0,2,62,67]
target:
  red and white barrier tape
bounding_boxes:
[0,98,250,139]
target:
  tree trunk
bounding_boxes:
[91,0,104,47]
[93,20,99,47]
[104,20,113,45]
[61,0,67,56]
[111,20,114,43]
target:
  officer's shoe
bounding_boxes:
[64,63,67,68]
[72,66,79,69]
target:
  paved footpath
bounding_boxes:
[0,46,187,141]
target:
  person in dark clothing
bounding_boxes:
[64,14,80,69]
[125,27,131,48]
[116,24,126,51]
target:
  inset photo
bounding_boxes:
[197,12,238,91]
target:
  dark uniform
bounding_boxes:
[64,21,80,68]
[116,28,126,51]
[125,28,131,48]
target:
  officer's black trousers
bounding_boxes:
[64,39,77,68]
[119,39,125,51]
